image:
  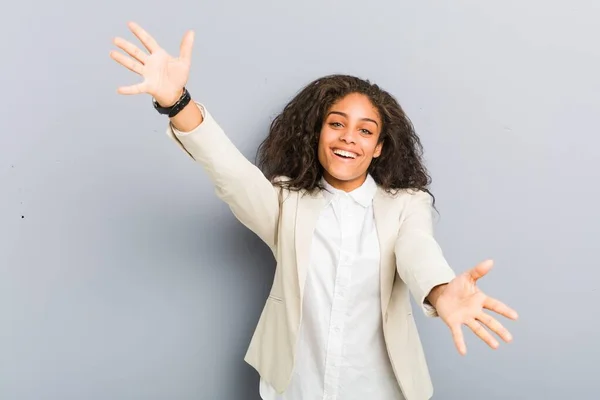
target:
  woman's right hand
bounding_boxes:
[110,22,194,107]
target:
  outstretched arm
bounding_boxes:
[110,22,280,253]
[394,190,518,355]
[394,190,457,317]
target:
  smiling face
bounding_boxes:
[317,92,383,192]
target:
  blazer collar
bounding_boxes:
[294,187,326,300]
[373,187,399,314]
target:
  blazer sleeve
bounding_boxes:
[165,102,280,255]
[394,190,456,317]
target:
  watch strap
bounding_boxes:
[153,88,191,118]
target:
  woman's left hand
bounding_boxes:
[430,259,519,355]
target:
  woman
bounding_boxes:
[110,22,518,400]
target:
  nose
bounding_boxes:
[339,128,356,144]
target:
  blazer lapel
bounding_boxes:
[295,189,325,300]
[373,188,398,315]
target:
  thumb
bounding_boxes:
[179,30,194,61]
[468,259,494,281]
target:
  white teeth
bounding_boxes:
[333,149,357,159]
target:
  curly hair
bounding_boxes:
[256,74,434,201]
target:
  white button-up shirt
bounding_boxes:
[260,174,405,400]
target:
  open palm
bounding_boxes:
[434,259,519,355]
[109,21,194,107]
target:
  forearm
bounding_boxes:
[395,191,456,316]
[169,96,204,132]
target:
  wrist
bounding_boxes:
[153,88,190,118]
[169,100,204,132]
[155,88,184,108]
[426,284,447,309]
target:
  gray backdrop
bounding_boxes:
[1,0,599,399]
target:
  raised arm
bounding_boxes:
[166,102,280,253]
[109,22,280,253]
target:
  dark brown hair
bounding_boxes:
[256,74,434,200]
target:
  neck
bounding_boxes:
[323,172,367,192]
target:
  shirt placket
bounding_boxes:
[323,196,354,400]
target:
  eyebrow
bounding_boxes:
[327,111,379,127]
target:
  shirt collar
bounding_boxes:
[320,174,377,208]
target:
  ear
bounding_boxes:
[373,141,383,158]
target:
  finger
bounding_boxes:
[466,319,499,350]
[483,295,519,320]
[127,21,160,53]
[113,37,148,64]
[449,323,467,356]
[109,50,144,75]
[179,30,194,61]
[117,82,147,95]
[477,312,513,343]
[468,259,494,281]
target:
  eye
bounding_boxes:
[329,122,343,128]
[360,128,372,135]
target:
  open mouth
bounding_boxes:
[332,148,358,160]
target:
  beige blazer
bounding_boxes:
[165,103,457,400]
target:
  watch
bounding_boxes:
[153,88,191,118]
